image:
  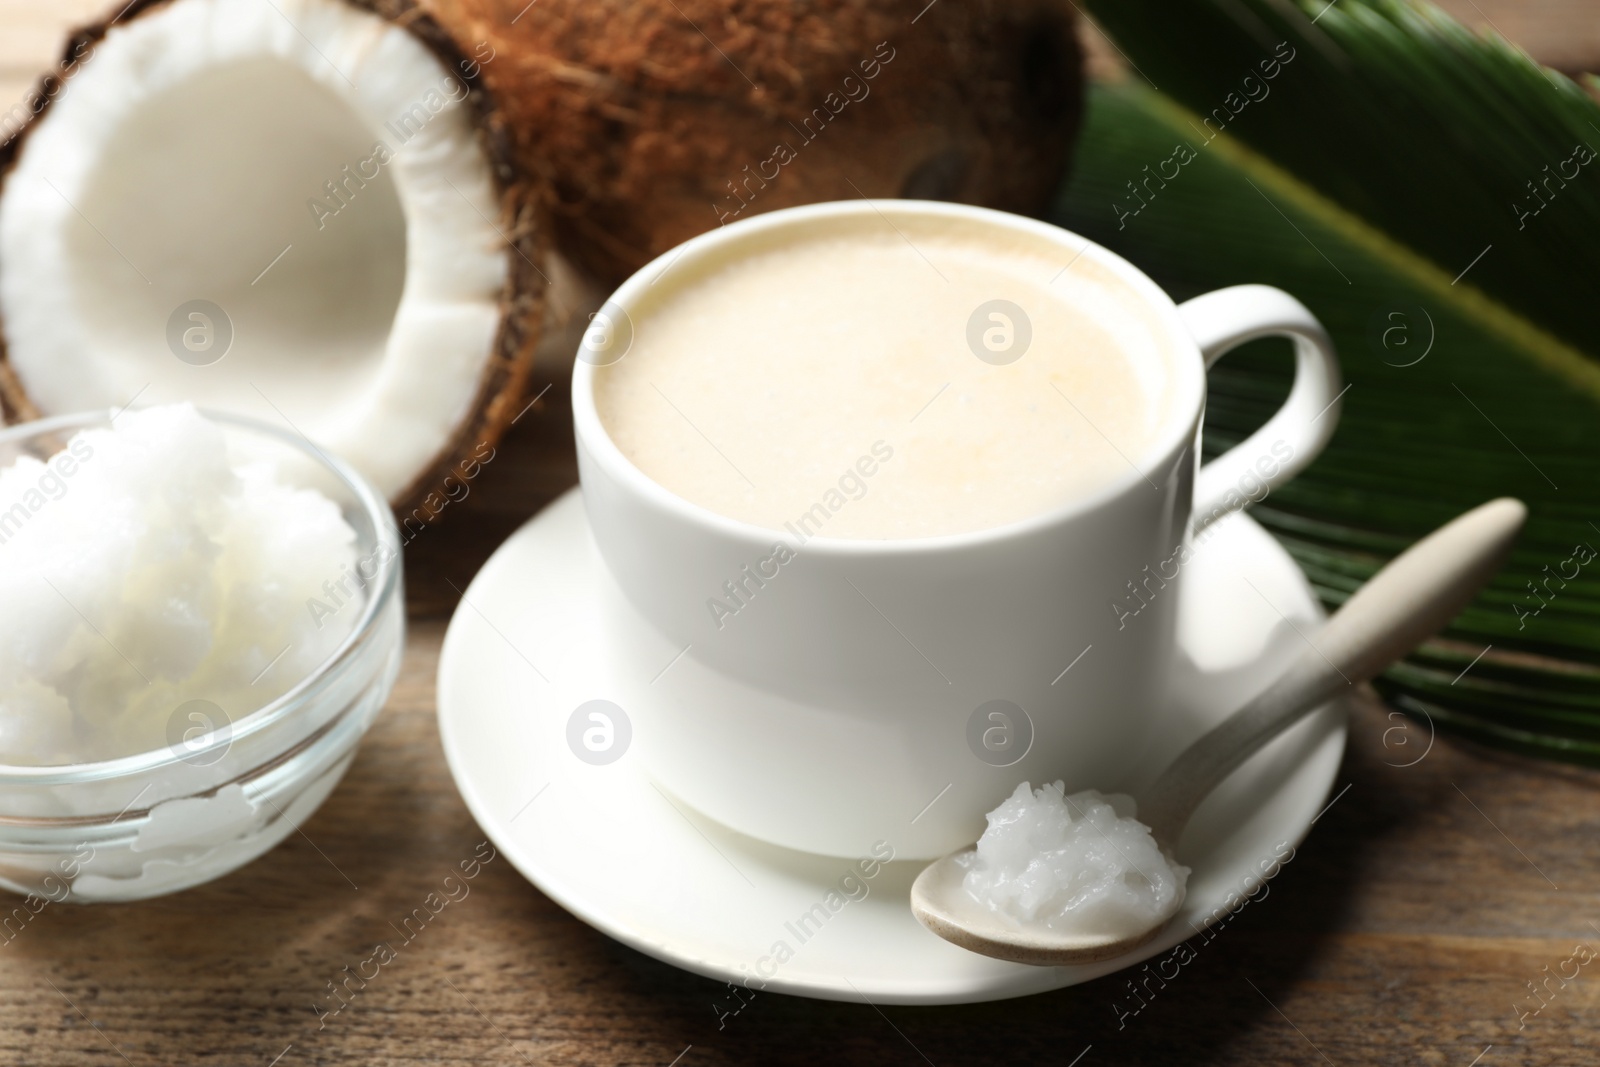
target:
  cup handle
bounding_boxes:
[1177,284,1342,533]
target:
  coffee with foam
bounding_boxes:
[594,217,1178,540]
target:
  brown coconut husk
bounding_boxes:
[422,0,1085,284]
[0,0,548,524]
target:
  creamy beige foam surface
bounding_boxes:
[594,219,1177,539]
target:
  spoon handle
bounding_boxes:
[1139,497,1527,847]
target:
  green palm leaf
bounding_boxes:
[1051,0,1600,763]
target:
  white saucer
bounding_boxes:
[437,490,1346,1005]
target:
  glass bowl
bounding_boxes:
[0,408,403,903]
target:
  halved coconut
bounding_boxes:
[0,0,544,515]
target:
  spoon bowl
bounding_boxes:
[911,849,1172,965]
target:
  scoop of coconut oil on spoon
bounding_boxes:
[911,498,1526,966]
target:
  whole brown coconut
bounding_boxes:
[424,0,1085,284]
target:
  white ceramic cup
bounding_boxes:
[571,200,1341,861]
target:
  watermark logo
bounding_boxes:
[1381,707,1434,769]
[1114,41,1296,230]
[0,840,95,946]
[1111,840,1296,1030]
[166,699,232,767]
[166,300,233,366]
[577,300,634,367]
[0,435,93,546]
[312,840,496,1030]
[711,41,897,226]
[731,840,895,1002]
[566,699,632,765]
[1365,304,1433,367]
[966,300,1031,366]
[1114,439,1296,631]
[966,699,1033,767]
[1514,542,1595,631]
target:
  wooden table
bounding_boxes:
[5,3,1600,1064]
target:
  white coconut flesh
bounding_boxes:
[0,0,509,500]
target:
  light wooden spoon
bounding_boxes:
[911,498,1526,967]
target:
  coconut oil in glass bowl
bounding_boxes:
[0,408,403,904]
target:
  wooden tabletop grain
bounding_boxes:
[5,3,1600,1065]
